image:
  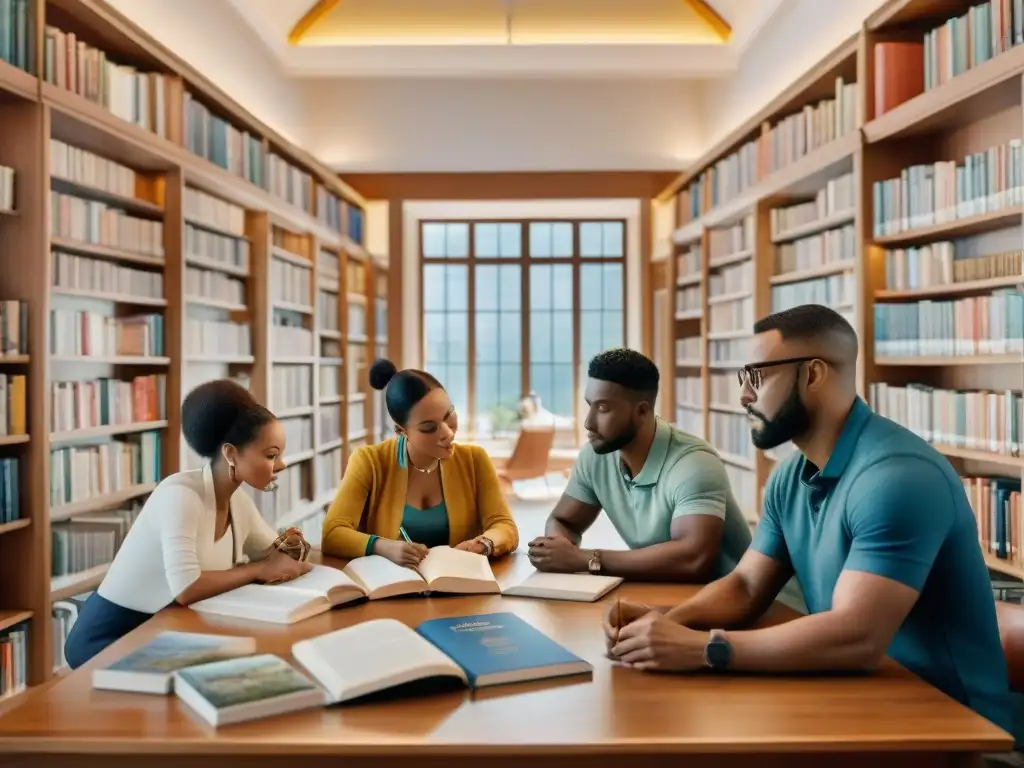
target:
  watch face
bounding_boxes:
[707,639,731,669]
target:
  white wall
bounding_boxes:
[698,0,888,147]
[401,199,643,369]
[300,78,704,173]
[105,0,308,145]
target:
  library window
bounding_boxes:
[420,219,626,448]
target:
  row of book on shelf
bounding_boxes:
[31,18,365,240]
[678,76,858,223]
[874,0,1024,119]
[872,140,1023,237]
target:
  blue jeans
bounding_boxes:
[63,593,154,669]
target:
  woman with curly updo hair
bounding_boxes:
[63,380,312,669]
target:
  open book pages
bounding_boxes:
[189,565,366,625]
[415,546,501,593]
[173,653,325,727]
[345,546,500,597]
[291,619,467,704]
[189,548,501,625]
[501,571,623,602]
[91,631,258,694]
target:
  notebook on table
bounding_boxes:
[189,546,500,625]
[172,653,324,727]
[91,631,258,694]
[291,612,591,704]
[501,571,623,602]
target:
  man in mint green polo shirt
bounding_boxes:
[604,305,1015,758]
[527,348,752,582]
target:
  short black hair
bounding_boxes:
[181,379,276,459]
[369,358,443,427]
[753,304,858,360]
[588,348,659,402]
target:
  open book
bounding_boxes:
[189,547,500,625]
[291,612,590,703]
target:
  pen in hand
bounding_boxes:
[399,526,413,544]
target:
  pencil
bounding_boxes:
[399,526,413,544]
[615,597,621,631]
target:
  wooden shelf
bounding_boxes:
[876,275,1024,300]
[0,610,32,634]
[50,564,109,602]
[49,356,171,365]
[50,420,167,444]
[50,484,159,523]
[184,254,248,278]
[647,15,1024,572]
[0,60,37,101]
[0,0,389,696]
[185,296,247,313]
[51,288,167,306]
[863,44,1024,143]
[185,355,255,364]
[985,554,1024,581]
[872,208,1022,246]
[49,237,165,268]
[50,176,163,217]
[874,355,1021,367]
[770,259,857,285]
[0,519,29,536]
[933,445,1022,469]
[770,210,856,244]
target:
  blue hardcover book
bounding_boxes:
[415,612,591,688]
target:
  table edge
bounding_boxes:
[0,733,1013,756]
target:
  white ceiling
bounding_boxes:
[226,0,790,78]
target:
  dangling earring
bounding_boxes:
[228,463,237,483]
[396,433,407,469]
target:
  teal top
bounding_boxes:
[753,397,1014,741]
[400,501,450,548]
[564,418,753,580]
[364,438,452,555]
[364,501,450,554]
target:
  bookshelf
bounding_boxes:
[648,0,1022,582]
[0,0,383,707]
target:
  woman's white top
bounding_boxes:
[97,465,279,613]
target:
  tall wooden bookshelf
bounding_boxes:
[648,0,1023,579]
[0,0,384,708]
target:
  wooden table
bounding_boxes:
[0,551,1011,768]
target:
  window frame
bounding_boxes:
[419,218,627,444]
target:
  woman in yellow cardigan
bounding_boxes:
[321,358,519,565]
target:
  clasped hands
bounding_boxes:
[526,534,590,573]
[602,600,712,673]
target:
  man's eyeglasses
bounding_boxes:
[737,356,825,390]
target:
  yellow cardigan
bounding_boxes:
[321,438,520,559]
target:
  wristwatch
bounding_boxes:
[704,629,732,671]
[476,536,495,556]
[586,549,602,573]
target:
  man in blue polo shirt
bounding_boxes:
[603,305,1014,751]
[527,348,752,583]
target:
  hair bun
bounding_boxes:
[368,358,398,391]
